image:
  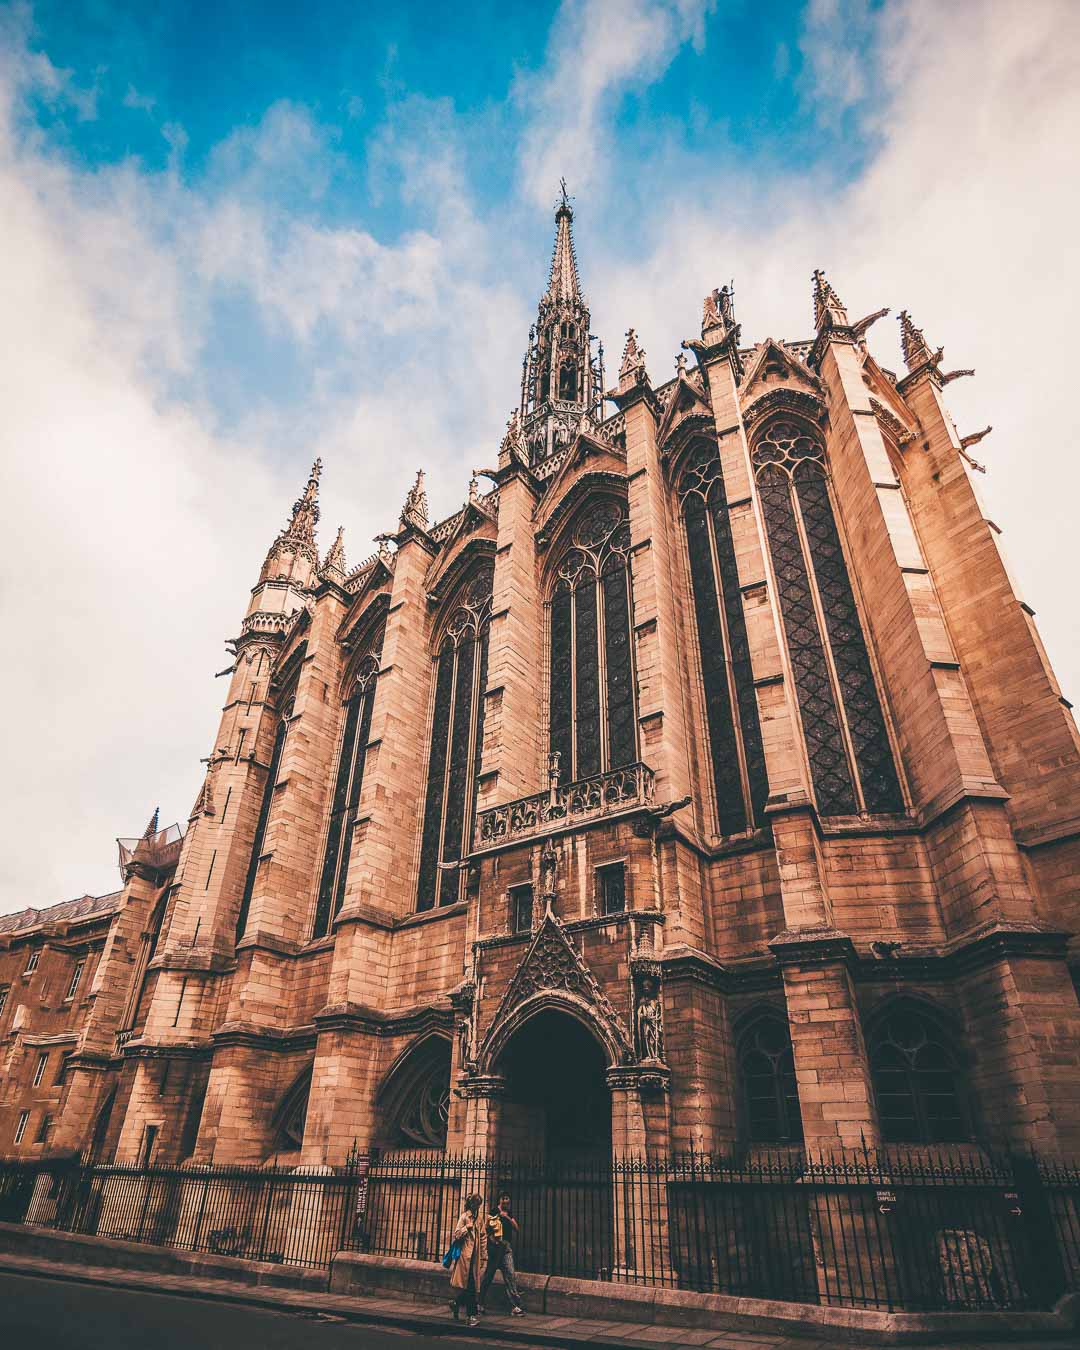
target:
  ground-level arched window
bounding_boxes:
[313,620,386,938]
[273,1068,312,1156]
[679,441,769,835]
[549,500,636,784]
[739,1014,803,1144]
[869,1005,968,1143]
[416,569,493,910]
[752,418,903,817]
[377,1037,452,1150]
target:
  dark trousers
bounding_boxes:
[480,1242,523,1310]
[452,1282,477,1317]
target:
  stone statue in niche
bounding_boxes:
[635,976,665,1063]
[539,837,558,911]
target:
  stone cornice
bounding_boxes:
[769,926,859,969]
[313,1000,454,1038]
[209,1021,317,1053]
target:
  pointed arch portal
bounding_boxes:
[494,1009,611,1155]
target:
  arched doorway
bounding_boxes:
[495,1009,611,1156]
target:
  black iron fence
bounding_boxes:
[0,1155,364,1268]
[2,1146,1078,1312]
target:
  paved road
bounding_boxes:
[0,1270,491,1350]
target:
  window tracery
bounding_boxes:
[379,1039,452,1151]
[416,567,493,911]
[752,420,902,816]
[313,621,386,938]
[236,695,294,941]
[679,442,768,835]
[549,501,636,783]
[739,1015,802,1144]
[869,1006,968,1144]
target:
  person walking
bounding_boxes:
[448,1192,487,1327]
[479,1190,525,1316]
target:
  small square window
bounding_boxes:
[14,1110,30,1144]
[597,862,626,915]
[65,960,85,1002]
[23,950,40,976]
[35,1114,53,1145]
[510,884,534,934]
[0,986,9,1018]
[32,1052,49,1087]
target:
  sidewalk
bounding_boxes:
[0,1249,1075,1350]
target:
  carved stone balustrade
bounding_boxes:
[474,762,655,849]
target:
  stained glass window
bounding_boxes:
[416,567,494,911]
[548,501,637,782]
[313,620,386,939]
[680,442,769,835]
[236,700,292,942]
[753,420,903,817]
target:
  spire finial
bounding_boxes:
[546,185,581,301]
[812,268,849,330]
[400,469,429,530]
[320,525,347,580]
[143,806,160,839]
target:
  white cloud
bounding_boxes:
[515,0,716,208]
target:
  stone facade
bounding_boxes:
[4,201,1080,1167]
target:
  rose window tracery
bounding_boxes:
[752,420,903,816]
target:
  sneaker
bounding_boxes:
[468,1316,480,1327]
[511,1306,525,1317]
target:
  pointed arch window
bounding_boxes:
[680,443,769,835]
[753,420,903,816]
[416,569,493,911]
[739,1014,803,1144]
[313,620,386,939]
[549,501,636,784]
[236,698,293,941]
[869,1006,968,1143]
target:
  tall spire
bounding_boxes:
[143,807,160,840]
[546,180,583,304]
[519,186,603,464]
[281,458,322,548]
[259,458,322,586]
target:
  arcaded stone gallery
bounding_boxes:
[4,197,1080,1178]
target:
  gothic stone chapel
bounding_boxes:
[4,194,1080,1175]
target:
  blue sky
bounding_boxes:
[1,0,1078,909]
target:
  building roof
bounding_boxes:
[0,891,122,936]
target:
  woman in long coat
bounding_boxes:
[449,1192,488,1327]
